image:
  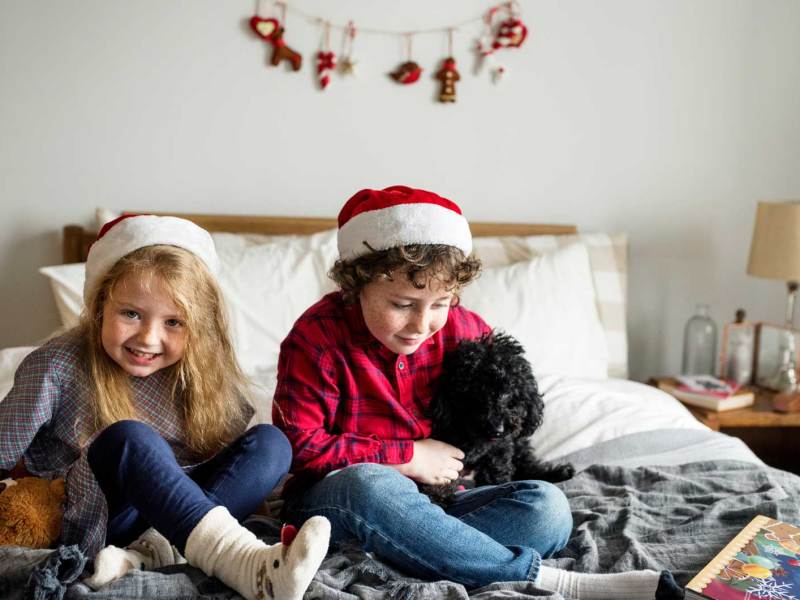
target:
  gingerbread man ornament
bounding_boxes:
[435,57,460,103]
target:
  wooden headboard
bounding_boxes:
[63,212,577,264]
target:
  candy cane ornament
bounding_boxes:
[316,22,336,90]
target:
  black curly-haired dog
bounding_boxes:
[419,331,575,506]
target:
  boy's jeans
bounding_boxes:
[88,420,291,553]
[285,462,572,589]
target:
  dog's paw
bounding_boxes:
[551,463,575,482]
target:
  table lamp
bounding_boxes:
[747,200,800,410]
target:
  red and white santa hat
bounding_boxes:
[84,214,219,301]
[337,185,472,260]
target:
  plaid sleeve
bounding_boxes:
[273,329,412,479]
[60,453,108,556]
[0,347,59,471]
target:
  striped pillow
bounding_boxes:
[472,233,628,379]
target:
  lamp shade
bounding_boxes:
[747,201,800,282]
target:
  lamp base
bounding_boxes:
[773,390,800,413]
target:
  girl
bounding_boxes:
[0,215,330,600]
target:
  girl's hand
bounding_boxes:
[391,438,465,484]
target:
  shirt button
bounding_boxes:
[398,362,405,370]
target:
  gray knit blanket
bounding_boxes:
[2,429,798,600]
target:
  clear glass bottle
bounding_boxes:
[727,309,754,385]
[681,304,718,375]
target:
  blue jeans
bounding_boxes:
[88,420,291,553]
[284,463,572,589]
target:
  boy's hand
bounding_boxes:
[392,439,465,485]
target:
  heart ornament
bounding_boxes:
[250,16,279,41]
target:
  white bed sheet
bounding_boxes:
[532,374,707,461]
[1,346,705,464]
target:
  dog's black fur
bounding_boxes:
[419,331,575,506]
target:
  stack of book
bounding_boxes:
[657,375,754,412]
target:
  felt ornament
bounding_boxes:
[390,35,422,84]
[316,22,336,90]
[476,7,507,84]
[477,3,527,84]
[493,17,528,49]
[435,57,460,103]
[390,61,423,84]
[317,51,336,89]
[338,21,358,77]
[249,3,302,72]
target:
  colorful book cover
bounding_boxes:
[687,515,800,600]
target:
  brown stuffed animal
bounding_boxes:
[0,477,66,548]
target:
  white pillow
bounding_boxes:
[0,346,37,401]
[39,263,85,328]
[213,229,338,374]
[459,243,608,379]
[473,232,628,378]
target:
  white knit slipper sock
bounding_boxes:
[85,527,186,589]
[185,506,331,600]
[537,565,661,600]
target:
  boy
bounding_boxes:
[273,185,680,599]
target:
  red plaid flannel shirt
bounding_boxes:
[273,292,489,489]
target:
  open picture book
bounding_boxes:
[686,515,800,600]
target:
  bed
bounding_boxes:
[1,211,799,599]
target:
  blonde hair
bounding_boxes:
[78,245,249,457]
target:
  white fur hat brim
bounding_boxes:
[338,203,472,260]
[83,215,219,302]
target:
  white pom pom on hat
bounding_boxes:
[83,214,219,302]
[336,185,472,260]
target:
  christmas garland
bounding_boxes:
[249,0,528,102]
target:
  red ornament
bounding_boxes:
[789,559,800,567]
[317,51,336,89]
[250,16,279,41]
[390,61,422,84]
[493,17,528,49]
[249,15,302,71]
[435,57,460,103]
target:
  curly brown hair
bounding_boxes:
[329,244,482,305]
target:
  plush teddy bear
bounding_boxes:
[0,477,65,548]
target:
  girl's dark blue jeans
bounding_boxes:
[87,420,291,553]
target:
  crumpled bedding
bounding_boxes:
[2,429,797,600]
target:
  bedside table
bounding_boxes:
[649,378,800,474]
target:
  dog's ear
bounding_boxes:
[520,386,544,437]
[497,334,544,437]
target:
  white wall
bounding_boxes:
[1,0,799,380]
